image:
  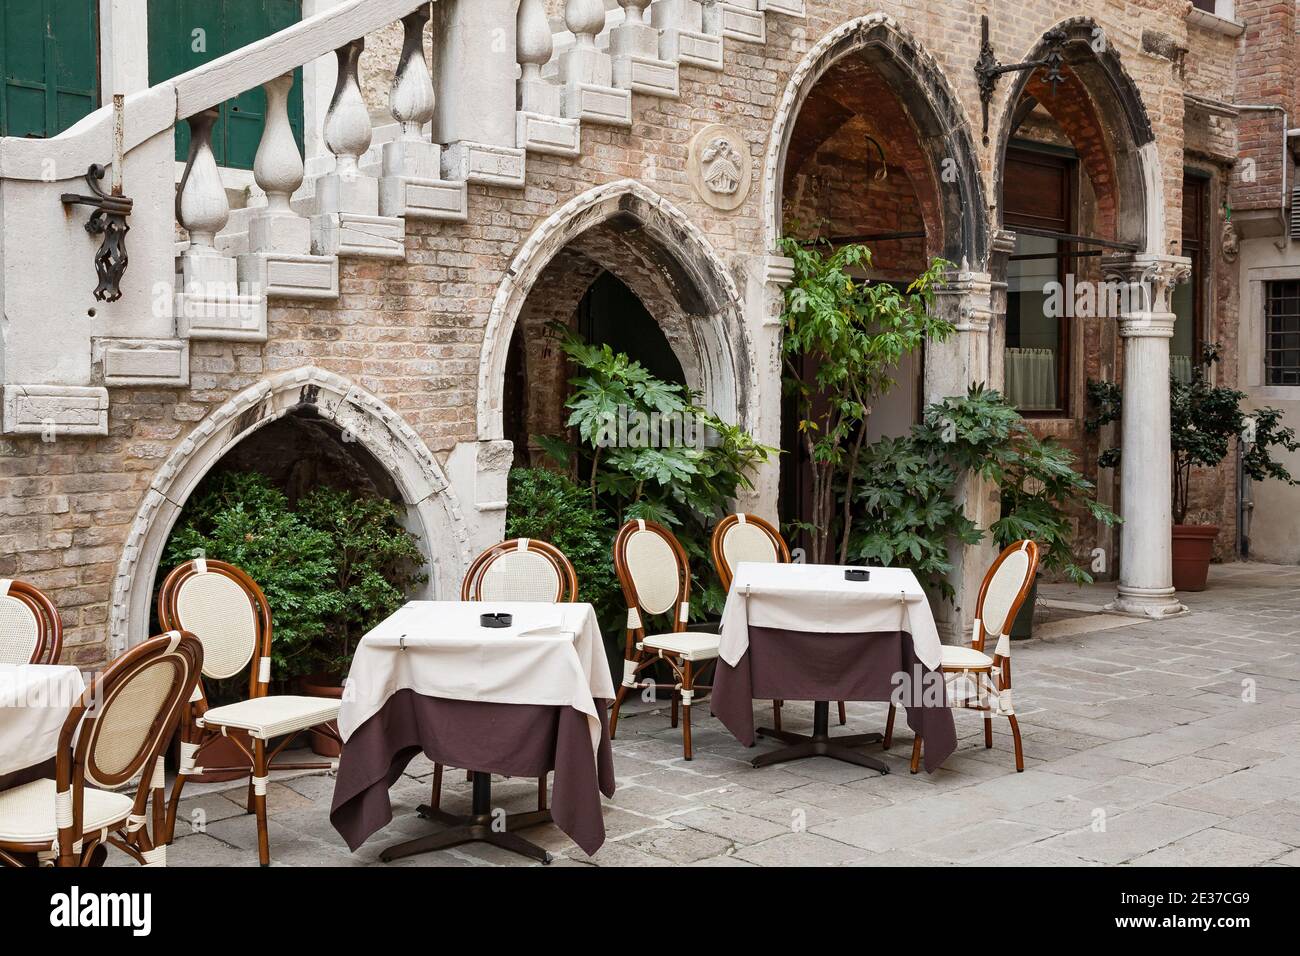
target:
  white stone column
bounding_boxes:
[927,267,1000,642]
[432,0,527,186]
[736,253,792,520]
[1105,253,1192,619]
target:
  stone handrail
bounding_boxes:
[0,0,429,180]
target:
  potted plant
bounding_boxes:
[1088,345,1298,591]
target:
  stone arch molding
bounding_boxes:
[762,13,989,267]
[476,178,755,443]
[109,367,472,655]
[992,17,1163,255]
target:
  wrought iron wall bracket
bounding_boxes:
[60,163,133,302]
[975,15,1067,145]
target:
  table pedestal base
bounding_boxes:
[379,772,553,864]
[753,701,889,773]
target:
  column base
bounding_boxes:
[1106,585,1188,619]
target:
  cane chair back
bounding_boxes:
[0,579,62,665]
[25,631,201,865]
[710,514,789,592]
[462,539,578,603]
[157,559,273,700]
[614,519,692,634]
[973,540,1039,659]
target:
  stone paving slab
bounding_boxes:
[135,563,1300,867]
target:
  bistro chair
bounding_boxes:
[0,579,63,665]
[0,631,202,867]
[429,539,580,815]
[710,513,849,730]
[611,518,719,760]
[157,558,342,866]
[885,540,1039,773]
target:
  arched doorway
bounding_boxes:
[763,14,987,545]
[110,367,470,654]
[478,179,753,447]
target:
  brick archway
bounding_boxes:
[108,367,471,654]
[476,179,753,443]
[992,17,1160,253]
[762,13,987,267]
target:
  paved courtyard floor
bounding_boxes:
[150,562,1300,867]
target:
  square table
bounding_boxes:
[0,664,86,791]
[330,601,616,864]
[710,563,958,773]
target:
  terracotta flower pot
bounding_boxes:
[1171,524,1218,592]
[300,673,344,758]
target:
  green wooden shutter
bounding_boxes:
[148,0,303,170]
[1,0,99,139]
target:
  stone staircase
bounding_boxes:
[0,0,805,434]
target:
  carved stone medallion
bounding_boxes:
[688,124,752,211]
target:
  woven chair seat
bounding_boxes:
[939,645,995,670]
[0,778,133,843]
[641,631,720,662]
[200,695,340,740]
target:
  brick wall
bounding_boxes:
[1,0,1243,664]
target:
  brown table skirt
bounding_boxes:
[711,627,957,773]
[0,758,56,793]
[330,691,614,857]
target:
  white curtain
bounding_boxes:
[1005,348,1057,411]
[1171,354,1194,384]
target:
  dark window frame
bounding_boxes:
[1004,146,1077,418]
[1180,172,1209,365]
[1265,280,1300,386]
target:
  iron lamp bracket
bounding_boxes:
[61,163,133,303]
[975,16,1068,145]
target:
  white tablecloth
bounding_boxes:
[0,664,86,779]
[719,563,942,671]
[338,602,615,753]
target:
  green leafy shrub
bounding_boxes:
[534,324,772,619]
[505,467,620,632]
[161,471,425,686]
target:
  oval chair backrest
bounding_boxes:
[712,514,789,592]
[615,519,689,632]
[74,631,203,793]
[975,540,1039,656]
[0,579,61,665]
[463,539,578,604]
[158,560,269,694]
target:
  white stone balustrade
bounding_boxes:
[313,38,405,258]
[516,0,582,157]
[557,0,632,127]
[611,0,680,98]
[379,6,469,220]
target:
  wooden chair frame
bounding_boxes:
[0,579,63,665]
[460,538,579,602]
[708,515,846,730]
[884,540,1039,774]
[431,539,580,816]
[0,631,202,868]
[610,519,716,760]
[157,559,341,864]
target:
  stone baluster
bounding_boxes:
[177,109,229,256]
[314,37,405,258]
[177,108,266,340]
[652,0,724,71]
[380,6,468,222]
[621,0,651,24]
[390,6,435,142]
[249,73,309,254]
[558,0,632,125]
[517,0,558,115]
[322,39,372,186]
